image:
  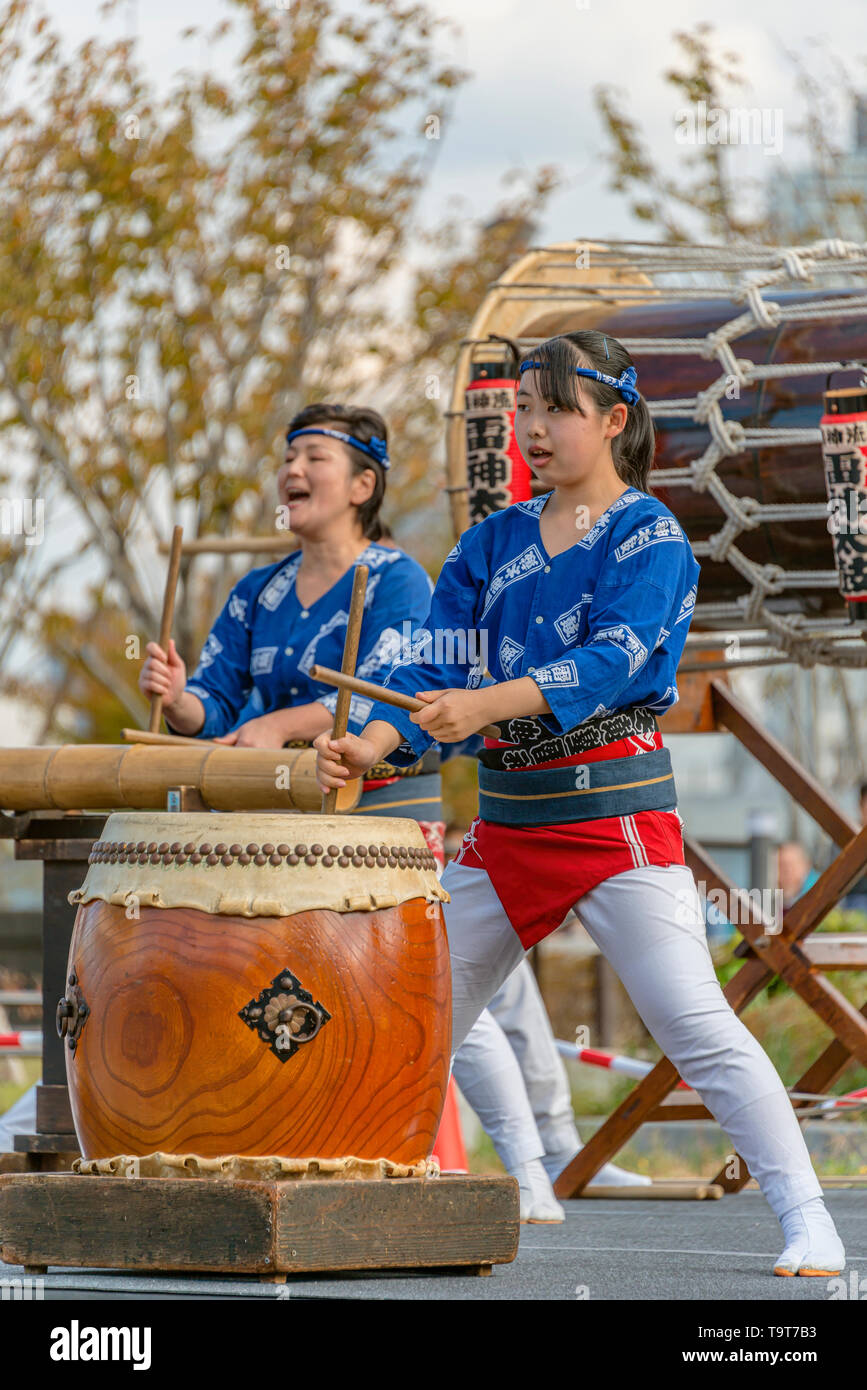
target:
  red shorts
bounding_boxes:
[453,731,686,948]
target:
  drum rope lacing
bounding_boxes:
[72,1153,443,1181]
[465,238,867,668]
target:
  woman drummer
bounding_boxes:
[314,332,846,1278]
[138,403,444,843]
[140,398,605,1216]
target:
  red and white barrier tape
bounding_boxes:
[556,1040,690,1088]
[0,1030,42,1055]
[556,1040,867,1112]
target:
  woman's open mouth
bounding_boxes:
[529,447,552,463]
[286,487,310,505]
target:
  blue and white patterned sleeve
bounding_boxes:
[167,576,255,739]
[531,517,700,734]
[362,529,489,765]
[313,553,436,737]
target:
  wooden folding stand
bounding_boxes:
[554,667,867,1200]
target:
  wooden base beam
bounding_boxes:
[0,1173,519,1276]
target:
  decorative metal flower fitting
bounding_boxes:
[56,972,89,1056]
[238,968,331,1063]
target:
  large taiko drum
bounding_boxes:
[600,290,867,617]
[449,242,867,663]
[463,292,867,618]
[60,813,451,1165]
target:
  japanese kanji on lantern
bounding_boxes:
[464,353,532,525]
[821,385,867,619]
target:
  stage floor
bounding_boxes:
[3,1190,865,1301]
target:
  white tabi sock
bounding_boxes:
[775,1195,845,1276]
[511,1157,565,1223]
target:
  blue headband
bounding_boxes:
[519,359,640,407]
[285,426,390,470]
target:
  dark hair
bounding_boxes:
[519,330,655,492]
[286,402,388,541]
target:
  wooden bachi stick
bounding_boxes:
[148,524,185,734]
[322,566,369,814]
[308,664,504,740]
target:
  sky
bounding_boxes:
[34,0,867,244]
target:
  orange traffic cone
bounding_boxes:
[431,1076,468,1173]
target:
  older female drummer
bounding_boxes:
[138,403,443,841]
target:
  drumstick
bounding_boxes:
[308,665,504,739]
[322,565,369,814]
[123,728,218,748]
[149,524,184,733]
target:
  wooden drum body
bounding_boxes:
[62,813,451,1165]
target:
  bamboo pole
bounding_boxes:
[0,745,360,813]
[122,728,218,747]
[157,536,296,555]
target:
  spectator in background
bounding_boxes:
[778,840,820,911]
[841,782,867,913]
[706,839,820,944]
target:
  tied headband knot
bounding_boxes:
[285,426,390,470]
[519,358,641,407]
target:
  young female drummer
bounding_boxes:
[138,403,443,835]
[314,331,846,1278]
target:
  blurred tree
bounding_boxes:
[594,21,866,245]
[770,38,867,243]
[0,0,557,743]
[595,22,759,243]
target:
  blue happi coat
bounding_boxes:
[172,544,435,740]
[364,487,701,765]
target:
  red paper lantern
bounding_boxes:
[464,366,533,524]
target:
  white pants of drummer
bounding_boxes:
[451,958,579,1171]
[441,858,823,1218]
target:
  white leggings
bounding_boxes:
[441,858,823,1218]
[451,958,579,1170]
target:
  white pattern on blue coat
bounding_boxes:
[363,487,701,765]
[173,544,434,739]
[498,636,524,678]
[554,596,593,645]
[576,488,642,549]
[675,583,697,623]
[588,623,648,678]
